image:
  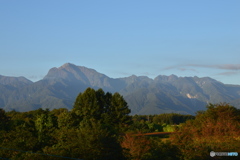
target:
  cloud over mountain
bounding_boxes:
[164,64,240,71]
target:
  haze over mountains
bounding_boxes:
[1,63,240,115]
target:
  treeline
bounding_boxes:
[129,113,194,133]
[0,88,240,160]
[132,113,195,125]
[0,108,182,160]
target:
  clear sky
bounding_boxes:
[0,0,239,84]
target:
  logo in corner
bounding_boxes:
[210,151,215,157]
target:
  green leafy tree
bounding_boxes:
[35,110,58,149]
[70,88,132,159]
[128,121,152,133]
[147,139,181,160]
[76,119,126,160]
[42,127,79,159]
[0,122,38,159]
[0,88,133,159]
[43,119,126,160]
[72,88,132,131]
[102,92,132,131]
[57,109,78,128]
[152,113,194,125]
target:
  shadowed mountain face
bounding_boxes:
[1,63,240,115]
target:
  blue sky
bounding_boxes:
[0,0,239,84]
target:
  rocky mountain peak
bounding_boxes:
[154,74,178,82]
[1,63,240,114]
[60,63,77,69]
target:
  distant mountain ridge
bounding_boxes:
[0,75,33,87]
[1,63,240,115]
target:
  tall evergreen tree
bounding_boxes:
[72,88,132,131]
[71,88,131,159]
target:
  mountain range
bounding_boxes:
[1,63,240,115]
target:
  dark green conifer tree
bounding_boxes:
[72,88,132,131]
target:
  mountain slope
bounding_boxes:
[0,75,33,109]
[1,63,240,115]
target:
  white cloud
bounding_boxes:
[163,64,240,71]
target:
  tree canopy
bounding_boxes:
[72,87,132,131]
[1,89,240,160]
[170,103,240,160]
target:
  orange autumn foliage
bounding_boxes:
[170,103,240,160]
[121,133,151,160]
